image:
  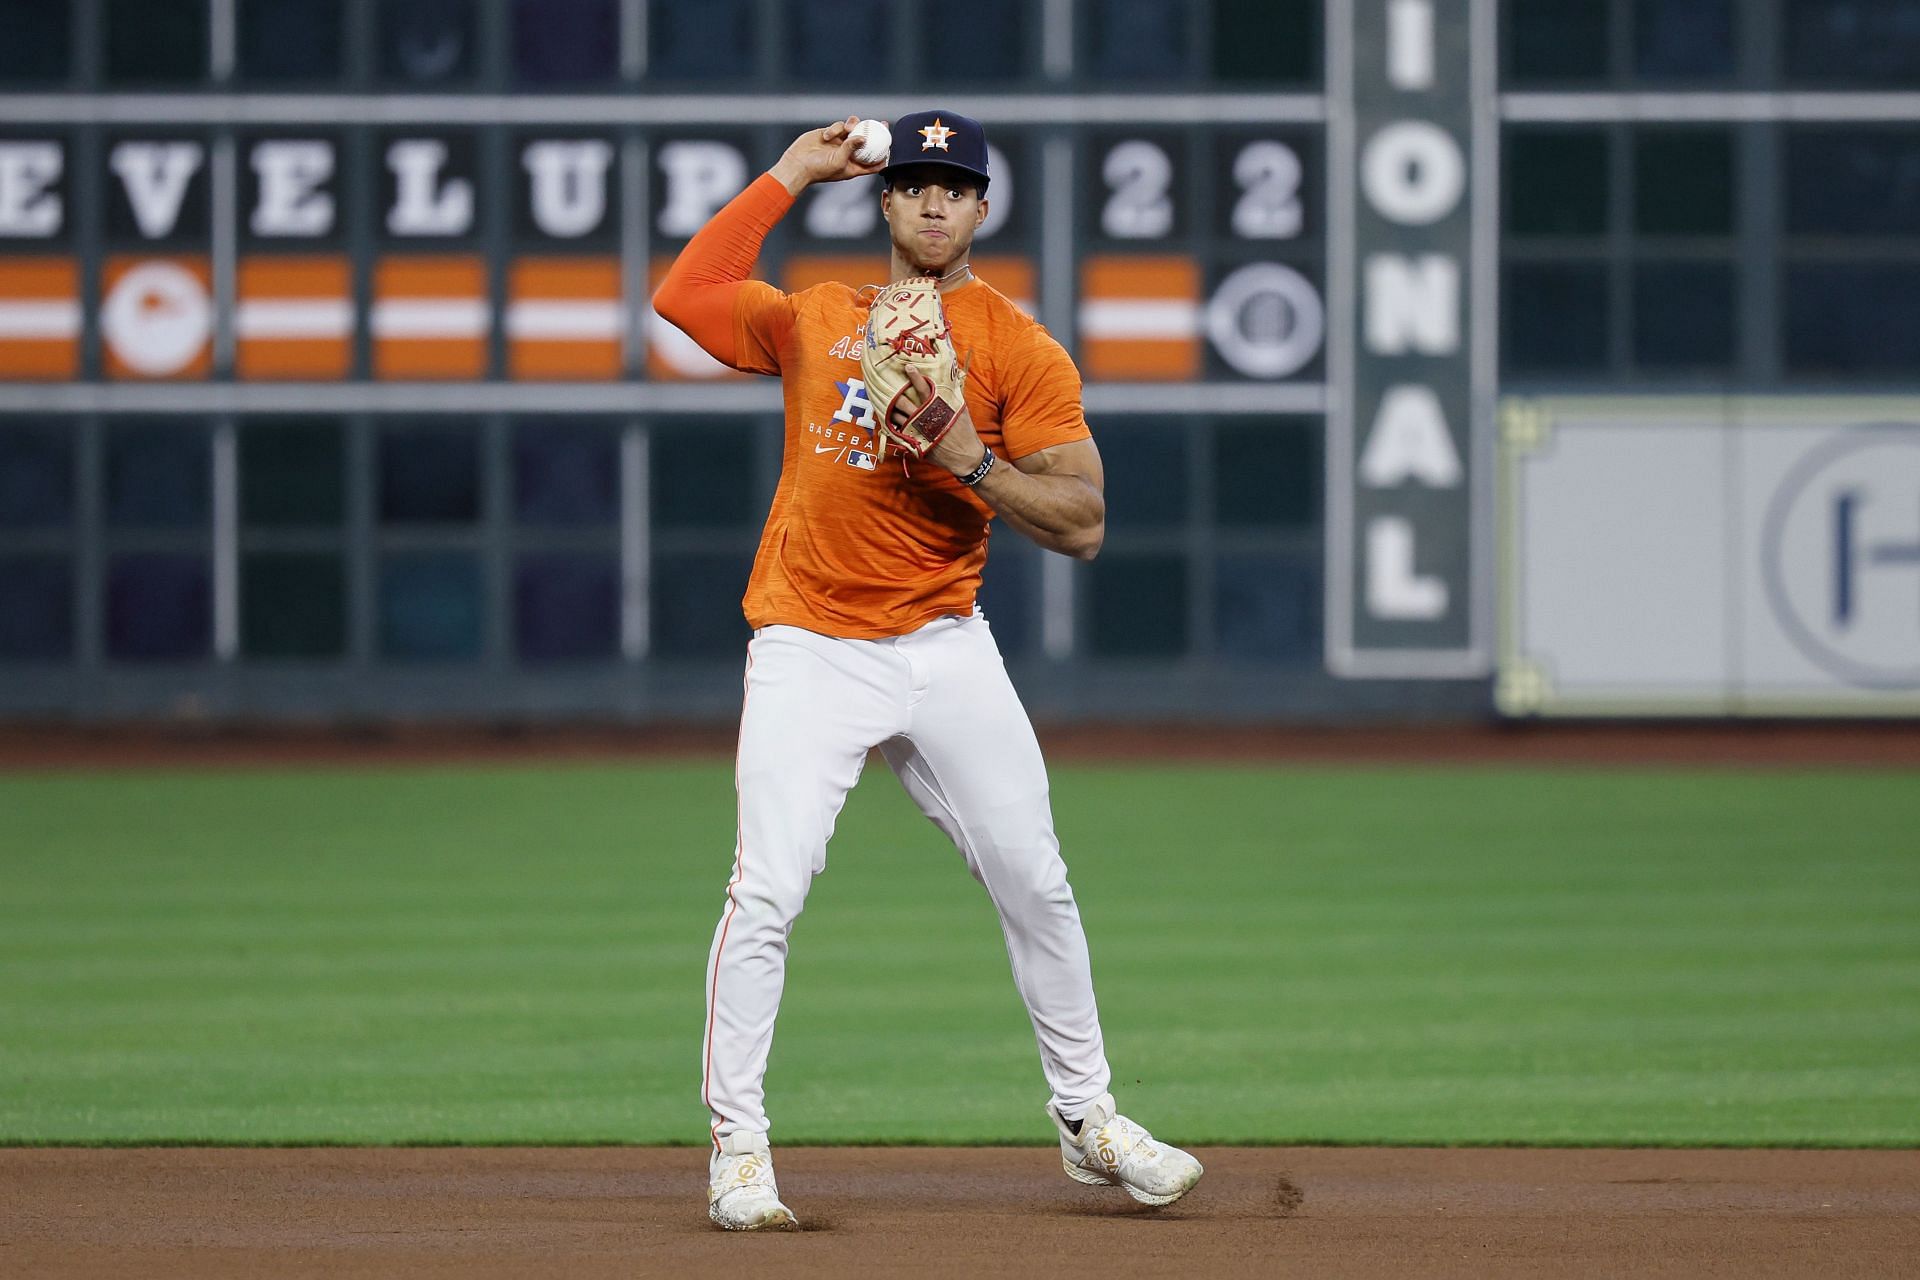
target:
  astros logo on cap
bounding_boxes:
[918,118,954,151]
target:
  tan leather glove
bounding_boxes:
[860,276,967,461]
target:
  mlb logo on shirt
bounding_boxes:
[845,448,877,472]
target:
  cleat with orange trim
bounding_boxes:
[1047,1093,1203,1207]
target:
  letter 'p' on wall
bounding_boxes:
[1326,0,1493,678]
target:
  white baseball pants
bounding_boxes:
[701,612,1112,1145]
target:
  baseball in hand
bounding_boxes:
[849,119,891,167]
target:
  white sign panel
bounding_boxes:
[1499,397,1920,716]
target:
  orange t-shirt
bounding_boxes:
[654,174,1091,640]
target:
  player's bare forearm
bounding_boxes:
[885,353,1104,557]
[896,368,1105,559]
[967,440,1107,561]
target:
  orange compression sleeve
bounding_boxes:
[650,173,796,368]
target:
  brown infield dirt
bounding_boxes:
[4,1146,1919,1278]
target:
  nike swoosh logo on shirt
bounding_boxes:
[814,444,842,454]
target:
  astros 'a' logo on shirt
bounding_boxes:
[831,377,876,430]
[817,378,879,472]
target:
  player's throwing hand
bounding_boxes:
[770,117,889,196]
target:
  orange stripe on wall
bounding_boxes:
[0,340,78,380]
[240,255,350,298]
[240,338,351,380]
[1082,341,1198,381]
[0,257,79,300]
[1082,345,1198,381]
[513,344,620,380]
[511,257,621,300]
[378,339,485,380]
[1082,256,1200,301]
[377,255,487,295]
[0,256,79,380]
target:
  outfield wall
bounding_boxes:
[2,2,1916,723]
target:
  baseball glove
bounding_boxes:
[860,277,967,461]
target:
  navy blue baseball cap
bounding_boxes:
[881,110,991,193]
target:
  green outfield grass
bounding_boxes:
[2,759,1916,1147]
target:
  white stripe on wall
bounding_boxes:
[1077,299,1202,340]
[505,300,626,340]
[235,299,354,339]
[369,300,491,339]
[0,301,83,339]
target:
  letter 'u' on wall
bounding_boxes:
[523,140,613,239]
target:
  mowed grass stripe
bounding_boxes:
[1,764,1915,1146]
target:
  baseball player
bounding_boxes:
[653,110,1203,1232]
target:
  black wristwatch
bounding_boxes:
[959,450,995,487]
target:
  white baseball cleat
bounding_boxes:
[1047,1093,1204,1206]
[707,1131,799,1231]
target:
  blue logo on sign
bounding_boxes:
[1762,424,1920,689]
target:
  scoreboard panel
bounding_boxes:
[0,117,1328,394]
[0,73,1340,710]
